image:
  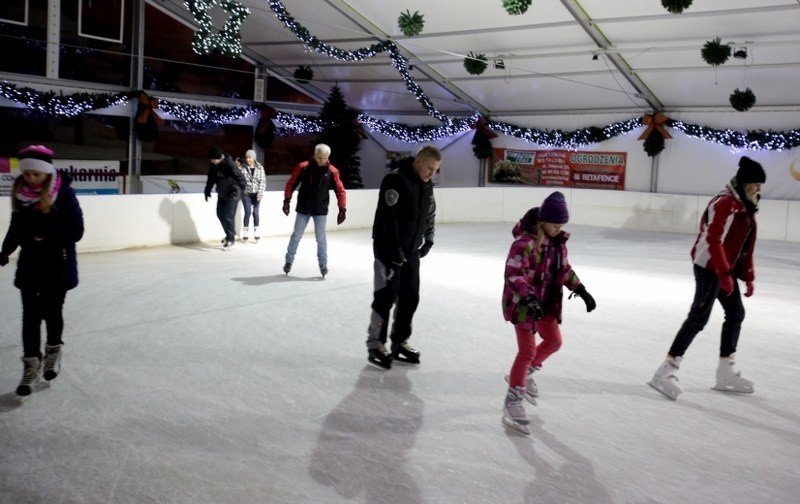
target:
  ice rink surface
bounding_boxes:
[1,223,798,504]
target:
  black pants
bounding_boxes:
[366,255,420,350]
[669,265,745,358]
[21,288,67,358]
[216,197,238,242]
[242,193,260,228]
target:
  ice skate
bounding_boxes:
[253,227,260,243]
[502,386,531,435]
[43,344,63,382]
[713,358,754,394]
[16,357,41,399]
[283,263,292,275]
[391,341,420,365]
[648,356,682,400]
[367,346,393,370]
[320,264,328,278]
[242,227,249,243]
[223,240,234,250]
[504,367,538,406]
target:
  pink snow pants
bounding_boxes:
[509,316,562,388]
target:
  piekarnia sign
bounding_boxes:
[493,148,627,190]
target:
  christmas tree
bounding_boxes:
[318,85,364,188]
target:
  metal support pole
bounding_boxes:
[127,0,146,194]
[46,0,60,79]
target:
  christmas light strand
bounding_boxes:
[359,114,476,143]
[487,118,644,149]
[0,81,134,117]
[669,119,800,151]
[156,99,257,130]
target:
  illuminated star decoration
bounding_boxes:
[185,0,250,57]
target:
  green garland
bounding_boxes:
[643,133,666,157]
[293,65,314,84]
[186,0,250,57]
[464,51,488,75]
[398,10,425,37]
[729,88,756,112]
[701,37,731,66]
[661,0,693,14]
[502,0,533,16]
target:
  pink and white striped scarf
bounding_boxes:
[16,173,62,209]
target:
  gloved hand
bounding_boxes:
[337,208,346,225]
[0,254,8,267]
[390,248,406,267]
[283,200,290,216]
[521,294,544,321]
[745,280,754,297]
[718,273,734,297]
[204,192,211,202]
[418,241,433,258]
[572,284,596,312]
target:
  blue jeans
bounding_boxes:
[242,193,260,228]
[285,213,327,266]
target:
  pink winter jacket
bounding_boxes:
[502,215,582,331]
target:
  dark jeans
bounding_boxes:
[242,193,260,228]
[21,288,67,358]
[669,265,745,358]
[366,254,421,350]
[216,197,238,242]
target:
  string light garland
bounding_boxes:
[359,114,477,143]
[185,0,251,57]
[0,81,134,117]
[4,82,800,150]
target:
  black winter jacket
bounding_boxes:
[205,155,246,201]
[1,174,84,291]
[372,157,436,264]
[283,159,347,216]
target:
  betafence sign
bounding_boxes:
[0,158,123,196]
[491,148,627,190]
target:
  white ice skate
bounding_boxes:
[648,357,682,400]
[504,366,539,406]
[502,386,531,435]
[712,358,754,394]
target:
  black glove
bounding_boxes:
[418,241,433,258]
[337,208,346,225]
[390,248,406,266]
[283,200,290,216]
[204,192,211,202]
[521,294,544,321]
[0,254,8,267]
[571,284,596,312]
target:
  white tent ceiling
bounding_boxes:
[160,0,800,123]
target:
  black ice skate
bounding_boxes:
[283,263,292,275]
[367,346,393,370]
[391,341,420,365]
[320,264,328,278]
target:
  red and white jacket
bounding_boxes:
[691,182,758,282]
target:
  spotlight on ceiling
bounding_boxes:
[493,59,505,70]
[733,47,748,59]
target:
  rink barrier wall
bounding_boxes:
[0,187,797,253]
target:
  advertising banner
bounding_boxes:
[491,148,626,190]
[0,158,124,196]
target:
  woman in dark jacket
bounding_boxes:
[0,145,84,399]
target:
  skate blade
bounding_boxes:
[648,380,679,400]
[502,416,531,435]
[711,385,754,394]
[392,356,420,366]
[366,359,392,371]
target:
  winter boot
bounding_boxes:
[16,357,41,397]
[43,344,63,382]
[502,386,531,435]
[391,341,421,365]
[242,227,250,242]
[713,357,754,393]
[253,227,260,243]
[648,356,682,400]
[367,346,393,370]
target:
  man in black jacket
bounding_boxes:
[205,147,247,249]
[282,144,347,277]
[366,145,442,369]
